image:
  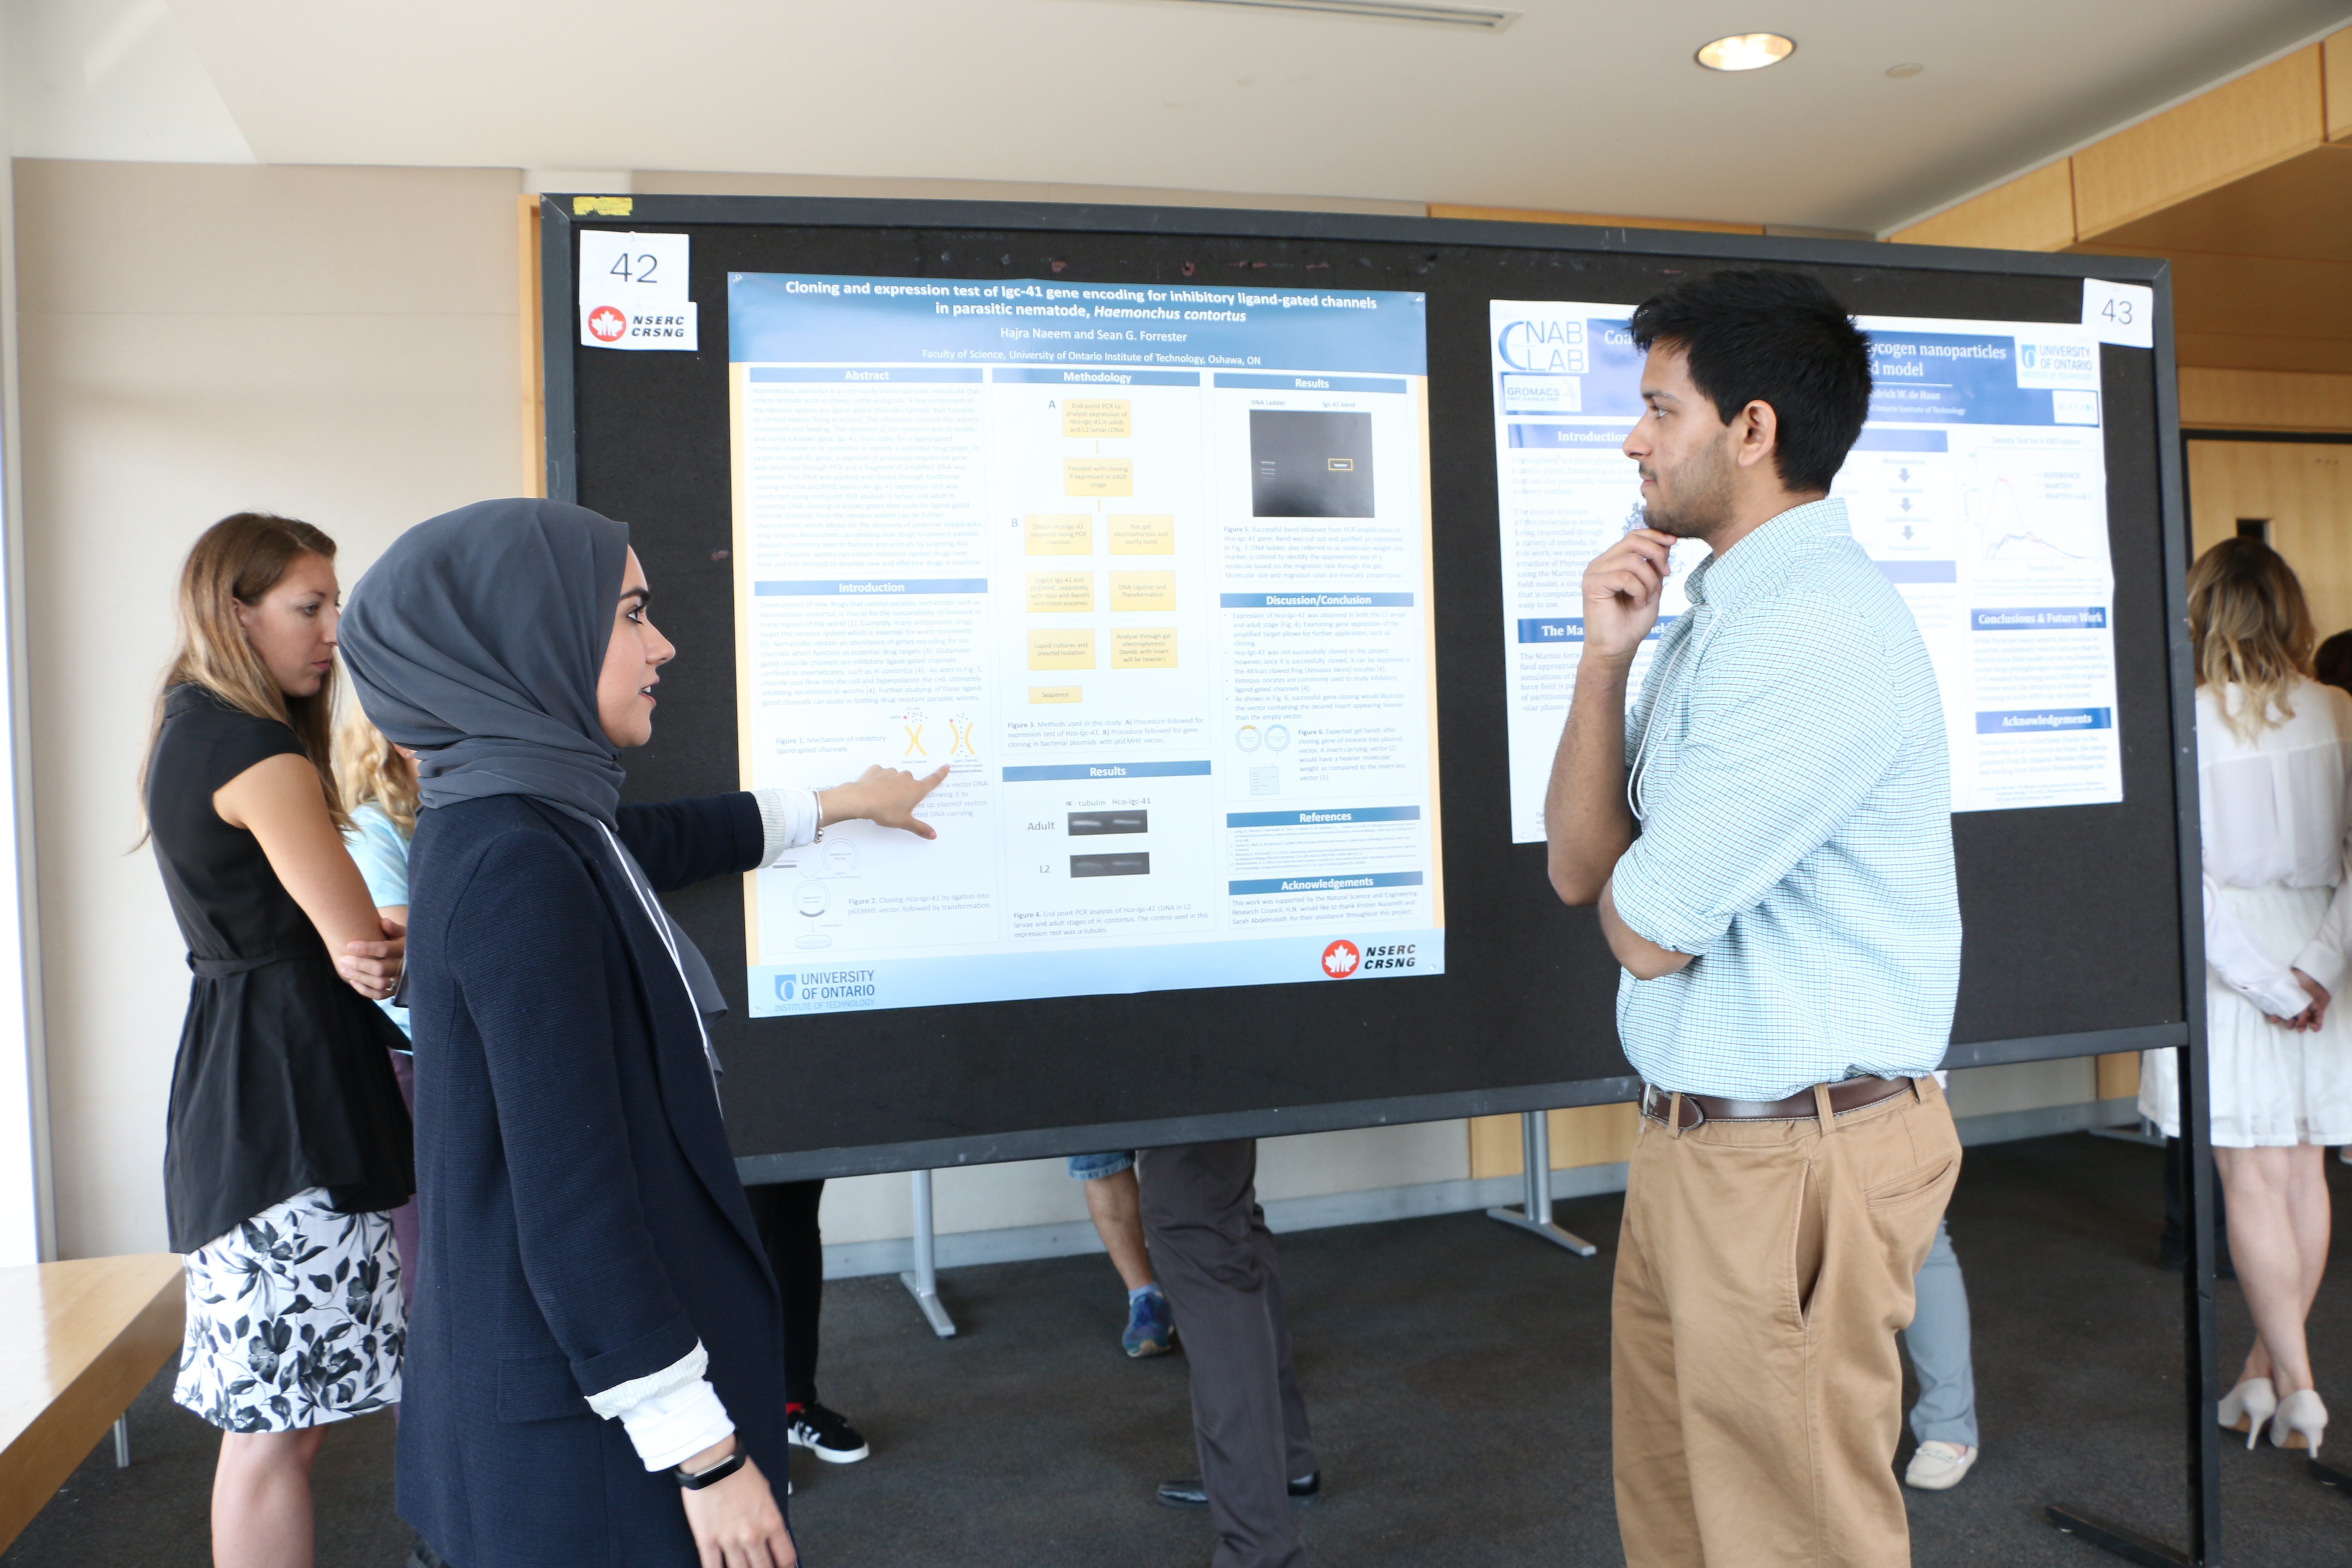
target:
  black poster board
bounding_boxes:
[539,198,2198,1184]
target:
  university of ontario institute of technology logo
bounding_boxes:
[1321,940,1360,979]
[587,305,628,343]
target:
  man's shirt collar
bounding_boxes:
[1682,496,1850,610]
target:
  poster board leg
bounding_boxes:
[2045,1506,2191,1566]
[897,1169,958,1338]
[1484,1110,1598,1258]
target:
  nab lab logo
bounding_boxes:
[1321,940,1360,978]
[588,305,628,343]
[1496,318,1587,374]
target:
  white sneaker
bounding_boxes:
[1905,1441,1978,1490]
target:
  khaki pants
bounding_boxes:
[1612,1077,1960,1568]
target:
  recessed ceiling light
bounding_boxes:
[1695,33,1795,72]
[1885,61,1925,79]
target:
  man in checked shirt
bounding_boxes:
[1545,270,1963,1568]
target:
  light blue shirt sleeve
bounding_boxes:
[1611,594,1902,957]
[342,802,414,1040]
[343,803,412,910]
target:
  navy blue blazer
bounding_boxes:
[394,792,786,1568]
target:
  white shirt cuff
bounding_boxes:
[751,787,820,865]
[616,1377,737,1473]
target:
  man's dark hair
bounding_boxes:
[1628,270,1872,494]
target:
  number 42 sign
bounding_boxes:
[2081,278,2153,350]
[579,230,698,352]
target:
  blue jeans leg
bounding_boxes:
[1903,1217,1979,1448]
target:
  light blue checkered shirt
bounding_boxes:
[1610,498,1961,1100]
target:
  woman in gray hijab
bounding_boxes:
[340,498,941,1568]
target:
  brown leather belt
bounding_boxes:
[1639,1076,1918,1130]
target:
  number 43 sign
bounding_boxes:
[579,230,698,352]
[2081,278,2153,350]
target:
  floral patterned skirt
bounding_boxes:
[173,1185,405,1432]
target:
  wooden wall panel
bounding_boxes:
[1426,203,1762,235]
[2328,26,2352,144]
[2189,440,2352,636]
[1887,160,2076,251]
[1468,1102,1641,1179]
[2073,48,2325,236]
[2180,368,2352,432]
[2095,1052,2142,1102]
[518,194,545,498]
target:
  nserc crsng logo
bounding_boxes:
[775,969,879,1004]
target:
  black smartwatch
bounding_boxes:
[676,1444,747,1490]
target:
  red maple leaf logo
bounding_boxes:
[588,305,628,343]
[1322,940,1360,978]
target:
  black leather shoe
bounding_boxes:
[1155,1472,1321,1510]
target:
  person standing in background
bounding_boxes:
[1142,1140,1320,1568]
[1069,1152,1176,1356]
[145,513,412,1568]
[740,1180,873,1465]
[2314,626,2352,1168]
[2141,537,2352,1458]
[1546,271,1963,1568]
[333,706,422,1305]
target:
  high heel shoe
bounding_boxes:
[2270,1388,2327,1458]
[2218,1377,2277,1449]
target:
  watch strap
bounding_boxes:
[676,1446,748,1490]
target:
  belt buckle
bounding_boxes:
[1643,1085,1704,1130]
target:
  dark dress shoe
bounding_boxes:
[1156,1472,1321,1510]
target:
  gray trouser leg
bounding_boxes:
[1139,1140,1315,1568]
[1903,1217,1979,1447]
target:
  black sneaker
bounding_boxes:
[1155,1472,1320,1510]
[787,1402,871,1464]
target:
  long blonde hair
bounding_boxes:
[2189,536,2315,738]
[334,701,420,835]
[143,512,347,830]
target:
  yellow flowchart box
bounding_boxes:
[1110,628,1178,669]
[1109,572,1176,611]
[1026,573,1095,613]
[1029,686,1083,704]
[1028,630,1096,670]
[1024,514,1091,555]
[1062,399,1131,438]
[1065,458,1133,497]
[1109,514,1174,554]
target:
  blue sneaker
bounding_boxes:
[1122,1288,1175,1357]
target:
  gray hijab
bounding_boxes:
[340,498,630,824]
[341,497,728,1026]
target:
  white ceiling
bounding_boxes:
[9,0,2351,232]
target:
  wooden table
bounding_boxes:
[0,1253,184,1554]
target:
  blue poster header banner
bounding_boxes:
[732,273,1428,375]
[1226,806,1423,828]
[1975,708,2114,734]
[1973,606,2110,631]
[1002,760,1213,782]
[1865,331,2065,426]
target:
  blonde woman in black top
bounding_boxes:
[144,513,412,1568]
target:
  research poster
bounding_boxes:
[1492,302,2120,842]
[730,272,1442,1015]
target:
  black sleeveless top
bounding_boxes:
[147,683,412,1251]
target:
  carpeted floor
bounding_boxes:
[8,1131,2349,1566]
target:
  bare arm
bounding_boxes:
[213,753,403,998]
[1546,650,1638,905]
[1601,885,1693,980]
[1546,529,1675,906]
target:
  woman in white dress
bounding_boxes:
[2142,536,2352,1459]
